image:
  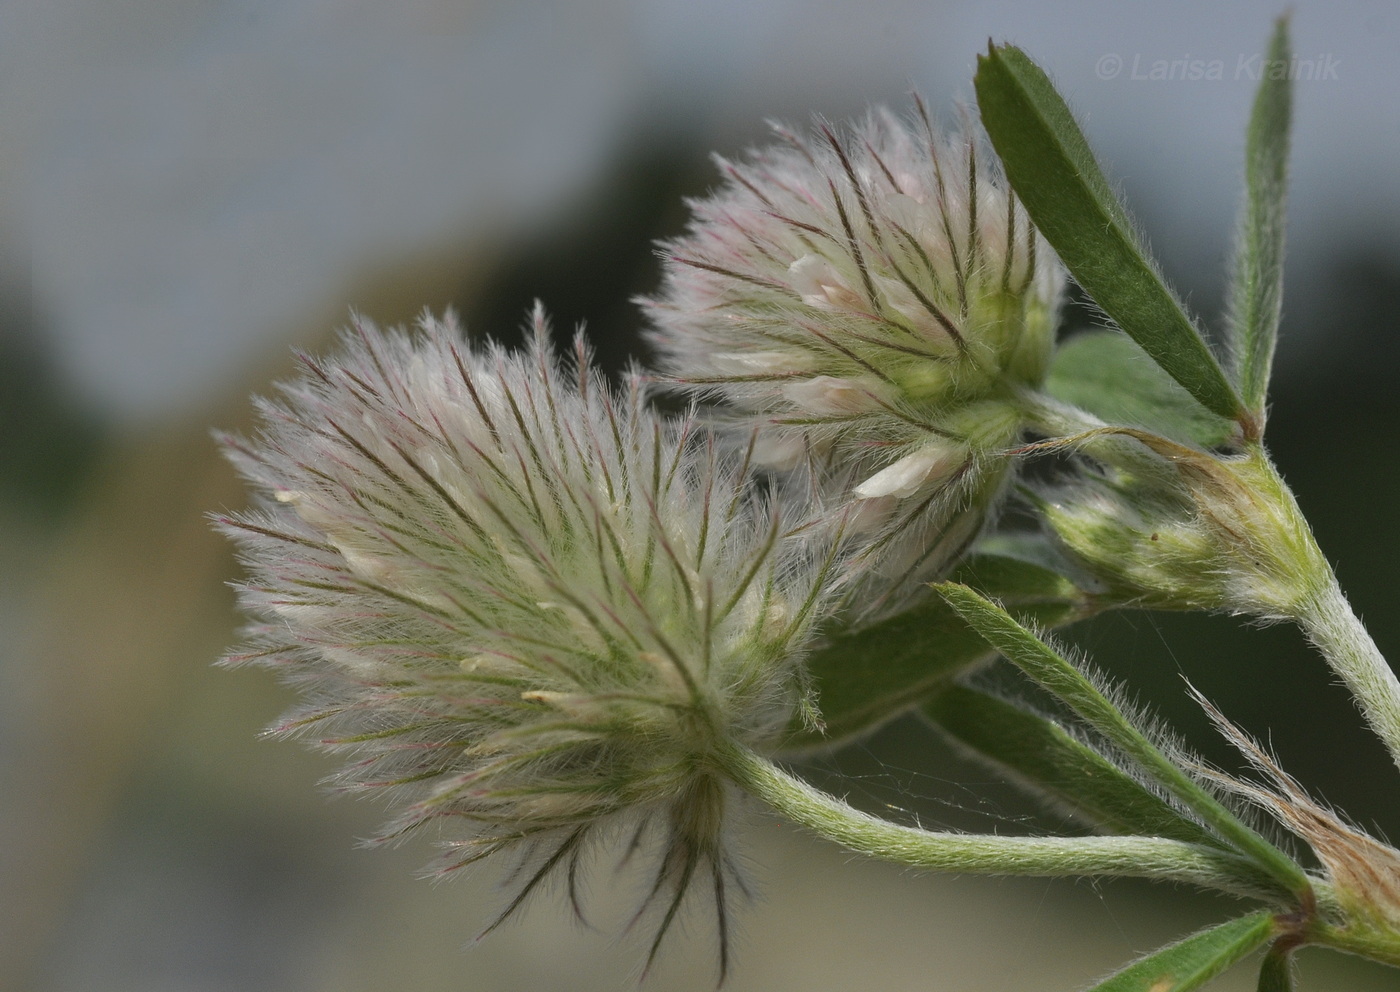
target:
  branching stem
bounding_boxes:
[717,742,1289,902]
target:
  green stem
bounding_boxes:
[718,742,1286,901]
[1295,575,1400,772]
[1310,919,1400,971]
[1238,450,1400,770]
[1207,449,1400,770]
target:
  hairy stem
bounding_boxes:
[1195,448,1400,770]
[1296,576,1400,772]
[718,743,1289,901]
[1249,448,1400,769]
[1310,918,1400,971]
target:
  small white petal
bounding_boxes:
[782,376,891,416]
[751,433,808,470]
[711,350,804,375]
[279,491,340,533]
[854,444,964,500]
[788,255,863,310]
[843,494,897,534]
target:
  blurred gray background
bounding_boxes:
[3,1,1399,989]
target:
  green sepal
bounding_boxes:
[975,43,1246,426]
[1228,15,1293,420]
[1047,331,1236,448]
[1085,912,1277,991]
[787,555,1091,750]
[922,684,1221,847]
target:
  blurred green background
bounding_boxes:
[3,2,1400,989]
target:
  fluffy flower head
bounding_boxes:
[645,102,1065,590]
[218,310,832,972]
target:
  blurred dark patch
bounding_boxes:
[456,127,716,379]
[0,280,106,525]
[1276,249,1400,396]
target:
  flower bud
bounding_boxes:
[217,310,834,971]
[1039,468,1233,612]
[643,103,1065,596]
[1040,435,1327,618]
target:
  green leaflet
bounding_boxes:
[975,44,1246,427]
[922,684,1221,847]
[1047,331,1236,448]
[934,582,1311,899]
[1227,16,1293,420]
[1084,912,1276,992]
[787,554,1090,750]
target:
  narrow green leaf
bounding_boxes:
[951,548,1089,607]
[922,684,1221,847]
[934,582,1311,898]
[1086,912,1276,992]
[1047,331,1236,448]
[790,596,995,748]
[787,556,1090,750]
[975,44,1246,424]
[1228,16,1293,419]
[1256,947,1297,992]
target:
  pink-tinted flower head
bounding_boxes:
[217,309,836,977]
[644,102,1065,601]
